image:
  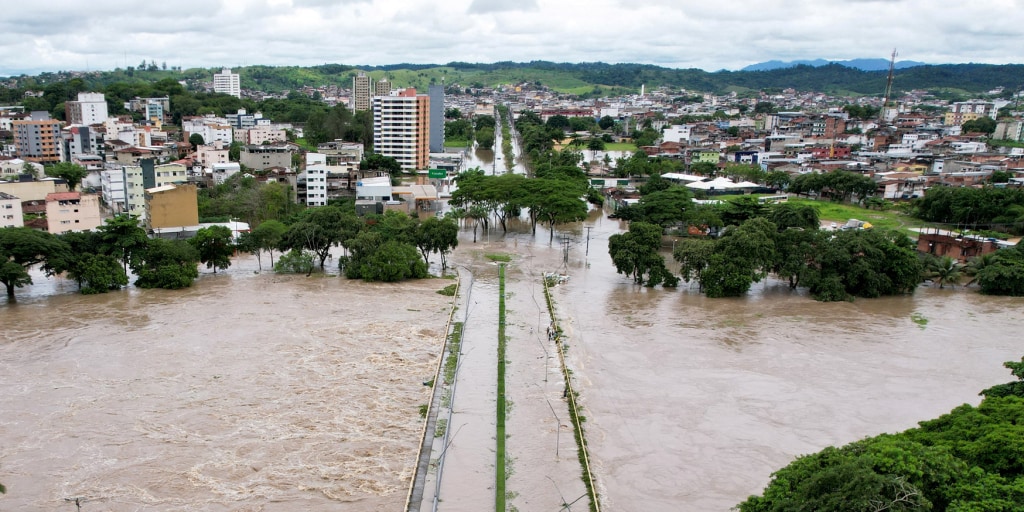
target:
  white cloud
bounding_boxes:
[1,0,1023,76]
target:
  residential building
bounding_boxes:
[13,117,63,164]
[195,143,230,167]
[0,158,42,179]
[183,117,233,145]
[917,228,1000,264]
[45,192,102,234]
[351,72,372,112]
[145,101,165,124]
[240,144,293,171]
[944,101,997,126]
[226,109,267,129]
[372,88,430,171]
[690,149,720,165]
[663,124,693,143]
[101,169,127,213]
[993,120,1024,142]
[236,127,286,145]
[127,97,170,115]
[122,160,188,220]
[374,77,391,98]
[0,191,23,228]
[213,68,241,98]
[428,84,445,152]
[145,184,198,231]
[0,178,64,202]
[304,153,328,207]
[211,162,241,185]
[61,125,103,162]
[65,92,109,126]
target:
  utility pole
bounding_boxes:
[584,226,593,256]
[561,235,571,268]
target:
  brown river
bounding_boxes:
[1,210,1022,511]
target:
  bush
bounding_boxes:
[274,249,315,274]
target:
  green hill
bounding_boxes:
[4,61,1023,98]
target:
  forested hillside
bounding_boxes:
[4,61,1022,98]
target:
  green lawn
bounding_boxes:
[603,142,638,151]
[444,138,471,148]
[788,198,933,235]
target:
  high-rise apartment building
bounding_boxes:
[213,68,241,98]
[65,92,109,125]
[372,88,430,171]
[428,85,445,152]
[13,116,63,164]
[352,72,372,112]
[374,77,391,98]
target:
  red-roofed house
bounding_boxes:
[45,191,102,234]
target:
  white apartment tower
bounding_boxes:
[372,88,430,171]
[66,92,109,125]
[213,68,241,98]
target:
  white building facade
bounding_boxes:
[213,68,241,98]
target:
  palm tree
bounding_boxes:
[964,253,997,286]
[926,256,962,289]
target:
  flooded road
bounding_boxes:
[0,256,453,511]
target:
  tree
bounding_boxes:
[475,127,495,149]
[131,238,200,289]
[923,255,962,289]
[740,356,1024,512]
[803,229,922,301]
[44,162,89,192]
[768,203,820,231]
[598,115,616,130]
[0,227,68,298]
[444,107,462,119]
[75,254,130,294]
[189,225,235,273]
[690,161,718,177]
[97,215,149,272]
[772,228,820,289]
[608,222,676,286]
[414,216,459,272]
[248,219,287,270]
[280,206,347,269]
[701,218,777,298]
[673,238,715,290]
[962,116,996,135]
[274,249,315,274]
[616,186,693,229]
[974,243,1024,296]
[51,230,129,294]
[525,179,588,242]
[980,356,1024,398]
[189,133,205,148]
[357,240,428,282]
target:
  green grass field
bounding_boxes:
[788,198,932,235]
[711,195,935,236]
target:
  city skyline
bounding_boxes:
[3,0,1024,77]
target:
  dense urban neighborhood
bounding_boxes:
[2,62,1023,298]
[2,61,1024,511]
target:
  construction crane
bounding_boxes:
[880,49,898,125]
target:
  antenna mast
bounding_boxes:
[880,48,897,124]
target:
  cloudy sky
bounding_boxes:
[3,0,1023,76]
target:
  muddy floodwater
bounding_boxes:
[2,213,1022,512]
[0,257,452,511]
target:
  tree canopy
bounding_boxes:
[739,356,1024,512]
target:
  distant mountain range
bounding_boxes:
[741,58,928,72]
